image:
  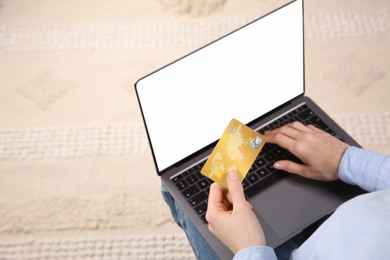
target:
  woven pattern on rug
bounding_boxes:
[0,234,196,260]
[0,10,389,51]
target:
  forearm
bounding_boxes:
[339,146,390,192]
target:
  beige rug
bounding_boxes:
[0,0,389,258]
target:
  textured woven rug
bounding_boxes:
[0,0,389,259]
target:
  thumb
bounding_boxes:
[226,170,248,206]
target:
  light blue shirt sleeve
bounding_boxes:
[339,146,390,192]
[233,245,277,260]
[291,147,390,259]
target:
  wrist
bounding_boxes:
[332,143,350,180]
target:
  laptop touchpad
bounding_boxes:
[250,176,341,239]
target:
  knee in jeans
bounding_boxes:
[161,187,183,228]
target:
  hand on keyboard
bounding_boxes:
[264,121,349,181]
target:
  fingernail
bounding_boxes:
[273,162,283,169]
[228,170,239,180]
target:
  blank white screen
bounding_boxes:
[136,0,303,171]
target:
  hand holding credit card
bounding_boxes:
[201,119,266,189]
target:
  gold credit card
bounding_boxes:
[201,119,266,189]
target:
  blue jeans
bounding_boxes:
[161,184,219,260]
[161,184,322,259]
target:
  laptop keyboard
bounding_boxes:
[171,104,340,223]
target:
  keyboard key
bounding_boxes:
[256,168,270,179]
[197,179,211,190]
[249,163,258,173]
[242,179,250,189]
[276,118,284,125]
[188,191,208,207]
[176,180,189,191]
[265,152,276,163]
[309,116,328,130]
[288,116,299,123]
[326,129,337,136]
[247,173,260,184]
[297,104,307,112]
[261,125,271,132]
[298,108,314,120]
[172,174,183,183]
[200,213,207,223]
[283,151,301,163]
[255,157,267,168]
[274,147,285,157]
[186,174,199,185]
[267,143,277,151]
[182,185,200,199]
[284,151,302,163]
[195,202,208,216]
[194,171,204,180]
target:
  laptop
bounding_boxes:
[135,0,365,258]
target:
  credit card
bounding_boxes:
[201,118,266,189]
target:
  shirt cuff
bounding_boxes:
[233,245,277,260]
[339,146,390,192]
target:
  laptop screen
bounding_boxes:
[135,0,303,172]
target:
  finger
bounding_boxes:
[207,183,228,222]
[266,121,312,140]
[208,182,225,206]
[265,129,296,151]
[221,195,233,211]
[273,160,313,177]
[307,124,328,135]
[287,121,312,132]
[225,190,233,205]
[226,171,249,207]
[268,124,304,140]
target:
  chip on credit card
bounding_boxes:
[201,119,266,189]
